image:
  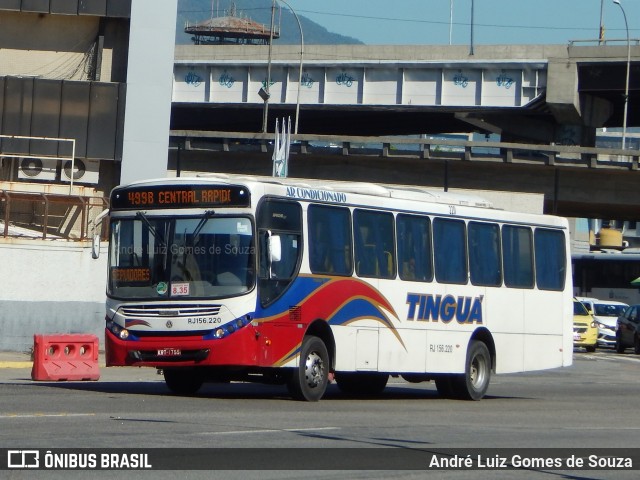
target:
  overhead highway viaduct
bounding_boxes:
[171,42,639,147]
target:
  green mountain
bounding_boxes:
[177,0,363,45]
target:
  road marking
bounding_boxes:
[579,353,640,363]
[0,413,96,419]
[562,426,640,430]
[0,362,33,368]
[196,426,340,436]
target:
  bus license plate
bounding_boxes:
[157,348,181,357]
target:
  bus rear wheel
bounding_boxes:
[335,372,388,395]
[287,335,329,402]
[163,368,204,395]
[452,340,492,401]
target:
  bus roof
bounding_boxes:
[196,173,495,209]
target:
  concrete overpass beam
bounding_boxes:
[580,94,613,128]
[456,112,555,144]
[546,59,582,125]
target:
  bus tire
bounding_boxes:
[163,368,204,395]
[634,335,640,355]
[616,334,625,354]
[335,372,388,395]
[452,340,491,401]
[287,335,329,402]
[585,345,596,353]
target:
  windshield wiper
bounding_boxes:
[191,210,215,243]
[135,212,166,247]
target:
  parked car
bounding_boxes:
[576,297,629,348]
[616,304,640,354]
[573,299,597,352]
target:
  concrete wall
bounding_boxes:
[0,10,126,82]
[0,240,107,352]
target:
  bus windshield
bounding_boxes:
[108,215,254,299]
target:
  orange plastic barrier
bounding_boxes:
[31,334,100,381]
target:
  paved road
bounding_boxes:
[0,350,639,479]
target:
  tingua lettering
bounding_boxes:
[406,293,483,324]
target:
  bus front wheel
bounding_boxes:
[287,335,329,402]
[452,340,492,401]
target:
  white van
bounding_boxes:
[576,297,629,348]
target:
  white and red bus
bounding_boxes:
[101,174,573,401]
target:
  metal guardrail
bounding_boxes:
[568,38,640,46]
[0,190,108,241]
[170,130,640,171]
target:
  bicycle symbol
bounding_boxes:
[453,72,468,88]
[336,72,354,87]
[185,71,202,87]
[301,72,314,88]
[219,71,235,88]
[496,72,514,89]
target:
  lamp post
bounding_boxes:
[449,0,453,45]
[599,0,605,44]
[261,0,276,133]
[469,0,474,56]
[612,0,630,149]
[278,0,304,134]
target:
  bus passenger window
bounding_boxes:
[469,221,502,287]
[354,209,395,279]
[502,225,534,289]
[534,228,566,291]
[308,205,352,276]
[433,218,467,284]
[397,214,433,282]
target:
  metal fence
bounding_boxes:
[0,190,109,241]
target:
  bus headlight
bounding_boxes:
[108,322,129,340]
[214,328,225,339]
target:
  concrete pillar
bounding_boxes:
[120,0,177,185]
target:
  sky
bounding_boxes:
[283,0,640,45]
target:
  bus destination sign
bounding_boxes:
[110,185,250,210]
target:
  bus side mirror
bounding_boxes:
[91,208,109,260]
[91,234,101,259]
[268,234,282,263]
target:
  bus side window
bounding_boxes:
[469,221,502,287]
[354,209,395,279]
[397,214,433,282]
[502,225,534,289]
[433,217,467,284]
[534,228,566,291]
[308,205,352,276]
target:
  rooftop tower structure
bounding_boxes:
[184,1,279,45]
